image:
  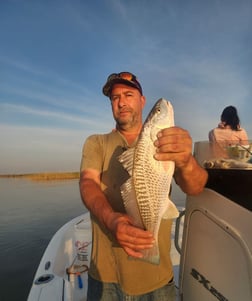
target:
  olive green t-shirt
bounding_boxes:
[80,130,174,295]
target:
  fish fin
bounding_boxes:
[121,179,144,229]
[162,199,179,219]
[118,148,135,176]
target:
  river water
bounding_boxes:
[0,178,185,301]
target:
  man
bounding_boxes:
[80,72,208,300]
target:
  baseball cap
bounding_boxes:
[102,72,143,97]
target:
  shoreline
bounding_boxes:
[0,171,80,181]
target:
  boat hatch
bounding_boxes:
[34,274,54,285]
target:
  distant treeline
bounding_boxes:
[0,172,80,181]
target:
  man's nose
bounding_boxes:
[118,95,127,107]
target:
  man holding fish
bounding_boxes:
[80,72,208,300]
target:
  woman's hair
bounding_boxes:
[221,106,240,131]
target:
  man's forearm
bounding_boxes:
[174,155,208,195]
[79,173,115,229]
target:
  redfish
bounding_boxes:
[118,98,179,264]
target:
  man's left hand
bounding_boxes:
[154,126,193,169]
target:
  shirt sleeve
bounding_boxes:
[80,134,103,172]
[240,128,248,142]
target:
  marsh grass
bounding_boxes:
[0,172,80,181]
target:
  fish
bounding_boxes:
[118,98,179,264]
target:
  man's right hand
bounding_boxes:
[106,212,155,258]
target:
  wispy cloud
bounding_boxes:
[1,103,89,124]
[0,103,113,132]
[1,55,96,98]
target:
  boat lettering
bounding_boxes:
[190,268,229,301]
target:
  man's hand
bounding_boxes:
[106,212,155,258]
[154,126,208,195]
[154,126,192,169]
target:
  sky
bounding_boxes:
[0,0,251,174]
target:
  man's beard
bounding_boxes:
[116,118,133,130]
[115,112,137,130]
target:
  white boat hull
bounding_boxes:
[27,213,91,301]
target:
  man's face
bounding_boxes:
[110,83,146,130]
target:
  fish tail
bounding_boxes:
[140,241,160,265]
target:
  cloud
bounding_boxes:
[1,103,92,125]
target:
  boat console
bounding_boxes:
[178,189,252,301]
[176,141,252,301]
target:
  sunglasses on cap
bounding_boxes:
[107,72,137,82]
[102,72,143,97]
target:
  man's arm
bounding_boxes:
[79,169,115,227]
[173,154,208,195]
[154,126,208,195]
[79,169,155,258]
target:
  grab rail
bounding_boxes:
[174,209,186,255]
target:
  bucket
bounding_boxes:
[74,220,92,266]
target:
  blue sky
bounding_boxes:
[0,0,251,174]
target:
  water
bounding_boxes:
[0,178,185,301]
[0,178,87,301]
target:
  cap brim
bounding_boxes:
[102,78,141,97]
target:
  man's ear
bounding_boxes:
[141,95,146,109]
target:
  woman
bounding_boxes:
[209,106,248,145]
[209,106,249,158]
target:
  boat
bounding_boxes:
[177,140,252,300]
[27,209,183,301]
[178,189,252,300]
[28,141,252,301]
[27,213,92,301]
[194,140,252,211]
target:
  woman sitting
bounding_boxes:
[209,106,249,158]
